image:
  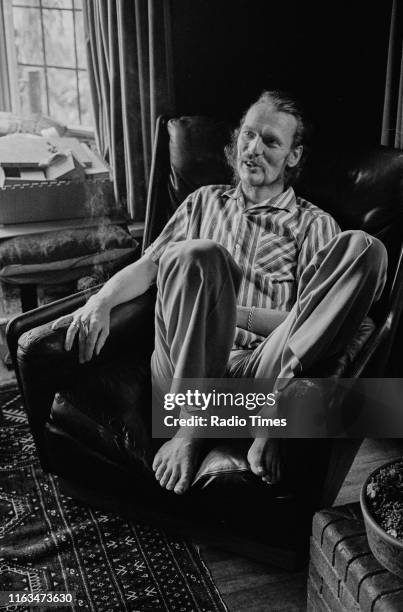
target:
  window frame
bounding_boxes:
[0,1,11,110]
[0,0,93,133]
[1,0,19,112]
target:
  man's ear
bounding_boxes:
[287,145,303,168]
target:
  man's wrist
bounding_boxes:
[88,293,113,312]
[236,306,250,330]
[247,306,255,332]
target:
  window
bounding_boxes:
[2,0,92,128]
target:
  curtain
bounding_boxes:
[83,0,175,220]
[0,3,12,112]
[381,0,403,148]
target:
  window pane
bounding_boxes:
[74,0,82,8]
[78,71,92,126]
[43,8,75,67]
[13,7,44,64]
[48,67,79,125]
[12,1,40,7]
[75,10,86,69]
[42,0,73,8]
[17,65,47,115]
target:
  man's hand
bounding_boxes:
[50,254,157,363]
[51,295,112,363]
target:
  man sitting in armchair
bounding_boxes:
[52,91,387,496]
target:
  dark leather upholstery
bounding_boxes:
[7,116,403,568]
[144,117,232,248]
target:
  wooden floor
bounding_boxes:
[199,438,403,612]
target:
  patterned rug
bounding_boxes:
[0,384,227,611]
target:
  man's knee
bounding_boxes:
[335,230,387,269]
[160,239,238,274]
[158,239,242,292]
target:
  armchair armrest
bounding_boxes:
[16,286,156,367]
[8,286,156,471]
[7,285,156,369]
[6,283,102,369]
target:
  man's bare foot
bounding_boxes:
[247,438,282,484]
[152,433,202,494]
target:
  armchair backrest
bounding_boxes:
[144,116,232,249]
[297,146,403,328]
[144,115,403,375]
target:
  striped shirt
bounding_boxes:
[144,183,340,349]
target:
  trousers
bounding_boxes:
[150,231,387,389]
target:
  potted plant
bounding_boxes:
[360,458,403,579]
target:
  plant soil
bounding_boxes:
[366,459,403,540]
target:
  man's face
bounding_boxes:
[236,102,303,193]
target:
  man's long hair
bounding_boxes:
[225,90,310,187]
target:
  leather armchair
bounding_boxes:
[7,117,403,569]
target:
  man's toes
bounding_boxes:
[262,455,281,485]
[250,459,265,476]
[264,471,277,485]
[152,454,162,472]
[247,443,266,476]
[174,468,192,495]
[155,462,167,482]
[159,466,173,488]
[247,448,265,475]
[154,462,164,481]
[261,460,274,483]
[165,468,180,491]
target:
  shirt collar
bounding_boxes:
[223,183,296,212]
